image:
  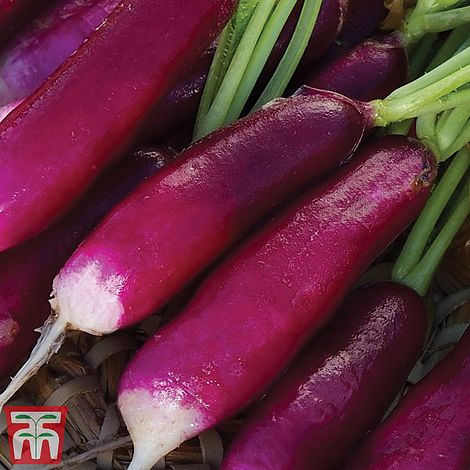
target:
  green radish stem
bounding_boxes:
[412,0,464,15]
[387,119,414,136]
[437,107,470,154]
[404,5,470,42]
[374,78,470,127]
[194,0,276,140]
[194,0,322,140]
[388,46,470,100]
[195,0,260,131]
[426,25,470,71]
[224,0,297,124]
[393,147,470,282]
[442,119,470,159]
[413,30,470,159]
[416,113,440,157]
[435,109,453,135]
[399,172,470,297]
[251,0,322,111]
[408,33,439,81]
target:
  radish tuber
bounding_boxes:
[0,0,235,250]
[0,147,174,380]
[117,135,435,470]
[221,282,426,470]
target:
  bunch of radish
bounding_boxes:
[0,0,469,469]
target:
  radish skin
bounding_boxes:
[346,326,470,470]
[0,90,369,410]
[0,0,120,106]
[147,48,215,140]
[118,135,435,470]
[53,92,367,335]
[304,33,408,101]
[0,0,235,250]
[340,0,388,46]
[221,282,426,470]
[0,148,174,380]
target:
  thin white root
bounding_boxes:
[0,314,67,411]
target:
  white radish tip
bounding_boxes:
[51,260,123,335]
[119,388,206,470]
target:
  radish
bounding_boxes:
[341,121,470,469]
[0,0,120,106]
[221,282,426,470]
[304,32,408,101]
[339,0,388,46]
[220,141,470,469]
[1,45,467,408]
[114,135,435,470]
[53,70,460,335]
[346,325,470,470]
[0,147,174,381]
[53,90,367,333]
[0,0,235,250]
[147,48,215,141]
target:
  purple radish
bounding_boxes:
[304,33,408,101]
[0,0,235,251]
[0,147,174,380]
[146,48,215,140]
[116,135,435,470]
[340,0,388,47]
[52,91,366,335]
[2,52,465,412]
[221,282,426,470]
[346,326,470,470]
[0,89,370,410]
[0,0,120,106]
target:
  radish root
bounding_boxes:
[0,313,67,410]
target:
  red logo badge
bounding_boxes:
[5,406,67,464]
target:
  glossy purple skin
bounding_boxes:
[0,0,235,251]
[119,136,435,434]
[346,327,470,470]
[145,48,215,141]
[57,91,368,330]
[340,0,388,47]
[0,148,173,380]
[305,33,408,101]
[221,282,426,470]
[0,0,120,106]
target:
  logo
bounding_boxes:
[5,406,67,464]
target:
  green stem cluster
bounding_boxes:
[193,0,322,141]
[391,23,470,297]
[404,2,470,43]
[394,149,470,297]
